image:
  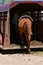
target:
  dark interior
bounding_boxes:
[10,3,43,45]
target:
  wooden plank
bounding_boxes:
[1,44,43,50]
[4,11,10,47]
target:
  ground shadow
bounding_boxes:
[0,48,43,54]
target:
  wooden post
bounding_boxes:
[1,21,3,33]
[4,11,10,48]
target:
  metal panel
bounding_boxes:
[9,1,43,9]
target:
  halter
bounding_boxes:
[19,15,33,22]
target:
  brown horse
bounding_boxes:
[18,15,33,53]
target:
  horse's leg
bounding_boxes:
[18,27,24,48]
[23,25,30,53]
[19,33,24,49]
[20,33,24,43]
[26,35,31,53]
[18,27,24,42]
[25,32,31,53]
[25,36,30,53]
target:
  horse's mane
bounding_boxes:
[19,15,33,22]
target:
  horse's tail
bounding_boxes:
[23,22,33,35]
[23,22,28,36]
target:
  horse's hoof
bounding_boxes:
[20,45,24,49]
[27,51,30,54]
[27,49,30,54]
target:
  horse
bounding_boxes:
[18,15,33,53]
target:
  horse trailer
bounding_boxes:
[0,1,43,50]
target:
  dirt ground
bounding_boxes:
[0,41,43,65]
[0,51,43,65]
